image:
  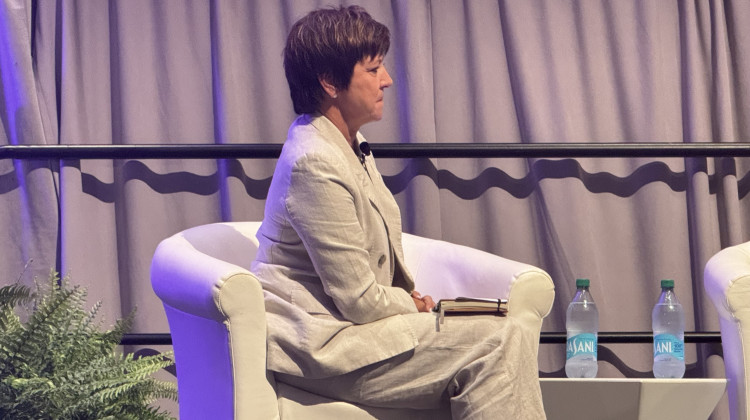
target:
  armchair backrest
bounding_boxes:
[705,242,750,420]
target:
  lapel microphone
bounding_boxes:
[359,141,371,164]
[359,141,371,156]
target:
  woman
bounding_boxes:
[251,6,545,419]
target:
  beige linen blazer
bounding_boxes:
[251,114,419,379]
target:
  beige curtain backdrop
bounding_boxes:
[2,0,750,417]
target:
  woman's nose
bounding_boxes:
[381,66,393,88]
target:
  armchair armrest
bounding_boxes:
[704,242,750,420]
[151,234,248,322]
[150,225,278,420]
[401,233,555,343]
[705,243,750,322]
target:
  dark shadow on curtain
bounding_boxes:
[2,157,748,201]
[77,159,273,202]
[0,160,56,194]
[0,169,18,194]
[384,157,750,199]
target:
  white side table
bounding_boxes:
[540,378,726,420]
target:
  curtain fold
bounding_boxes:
[0,0,58,286]
[2,1,749,417]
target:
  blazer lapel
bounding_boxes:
[308,115,388,226]
[307,115,414,290]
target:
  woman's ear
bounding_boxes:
[318,75,338,99]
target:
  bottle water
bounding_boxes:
[566,278,598,378]
[652,279,685,378]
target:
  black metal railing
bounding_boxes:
[118,331,722,346]
[2,142,750,160]
[120,333,173,346]
[540,331,721,344]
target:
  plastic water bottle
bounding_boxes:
[565,278,598,378]
[652,279,685,378]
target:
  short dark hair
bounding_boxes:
[283,6,390,114]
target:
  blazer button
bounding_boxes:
[377,254,386,267]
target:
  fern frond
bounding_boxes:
[0,271,176,419]
[2,284,82,376]
[101,309,135,347]
[0,284,33,307]
[0,306,23,334]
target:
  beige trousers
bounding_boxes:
[276,313,546,420]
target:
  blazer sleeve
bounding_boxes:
[285,153,418,324]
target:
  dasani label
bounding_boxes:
[566,333,597,359]
[653,333,684,360]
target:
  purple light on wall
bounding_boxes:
[0,3,32,146]
[0,3,49,276]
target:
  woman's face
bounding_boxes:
[337,55,393,129]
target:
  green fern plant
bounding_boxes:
[0,271,177,419]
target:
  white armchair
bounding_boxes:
[705,241,750,420]
[150,222,555,419]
